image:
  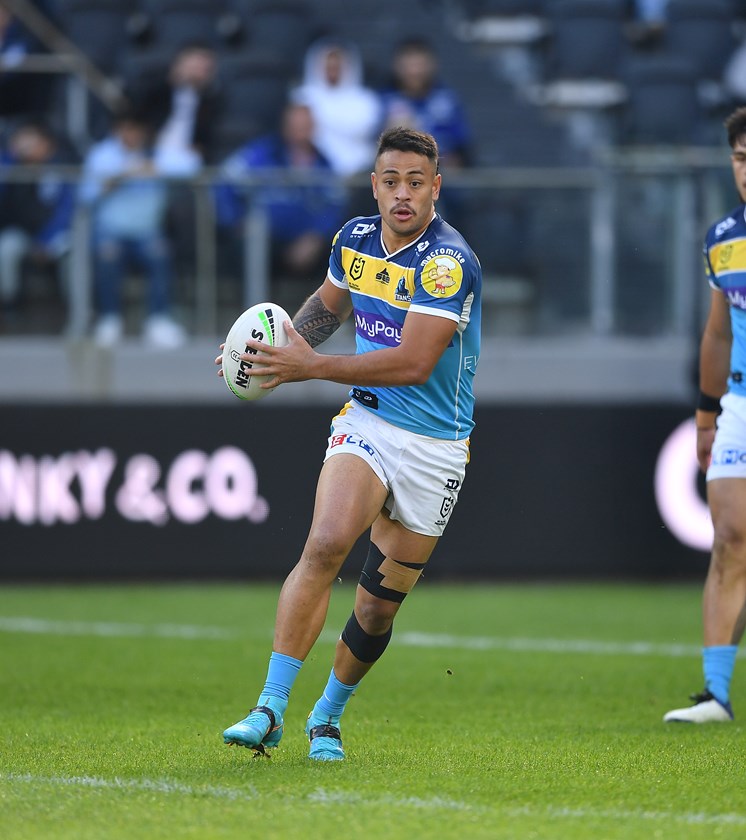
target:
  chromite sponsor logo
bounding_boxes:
[419,246,466,268]
[354,311,402,346]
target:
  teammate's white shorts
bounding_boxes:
[323,401,469,537]
[707,392,746,480]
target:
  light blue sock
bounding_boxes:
[256,651,303,716]
[312,668,360,724]
[703,645,738,705]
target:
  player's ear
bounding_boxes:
[371,172,378,199]
[432,173,441,201]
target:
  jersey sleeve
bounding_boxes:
[327,226,348,289]
[703,231,722,292]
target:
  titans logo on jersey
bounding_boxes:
[327,213,482,440]
[704,205,746,397]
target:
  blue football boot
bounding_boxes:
[305,712,345,761]
[223,705,284,755]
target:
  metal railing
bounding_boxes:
[0,150,734,340]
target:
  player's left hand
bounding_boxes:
[241,321,317,388]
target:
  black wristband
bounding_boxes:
[697,391,721,413]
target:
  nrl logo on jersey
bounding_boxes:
[715,217,737,238]
[351,222,377,236]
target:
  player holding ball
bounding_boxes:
[216,127,481,759]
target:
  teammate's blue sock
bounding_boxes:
[257,651,303,716]
[703,645,738,705]
[311,668,359,724]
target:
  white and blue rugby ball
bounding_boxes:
[222,302,291,401]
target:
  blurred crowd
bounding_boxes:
[3,0,746,344]
[0,0,475,347]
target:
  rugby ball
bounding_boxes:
[222,302,291,401]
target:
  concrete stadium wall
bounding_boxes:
[0,403,710,581]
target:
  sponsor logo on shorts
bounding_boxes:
[712,448,746,465]
[439,496,454,518]
[444,478,460,491]
[329,433,375,457]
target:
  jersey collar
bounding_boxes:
[380,212,437,260]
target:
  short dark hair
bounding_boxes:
[111,105,150,129]
[394,37,433,56]
[376,126,439,171]
[725,107,746,148]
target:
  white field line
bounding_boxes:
[0,616,233,640]
[0,615,710,657]
[2,772,746,827]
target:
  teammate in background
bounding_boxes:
[216,127,481,759]
[664,106,746,724]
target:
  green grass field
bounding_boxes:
[1,581,743,840]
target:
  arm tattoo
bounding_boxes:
[293,292,342,349]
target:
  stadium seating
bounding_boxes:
[234,0,314,57]
[622,55,702,145]
[213,52,297,158]
[54,0,139,74]
[544,0,628,81]
[663,0,738,81]
[139,0,228,49]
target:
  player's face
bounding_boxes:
[732,138,746,203]
[372,150,441,249]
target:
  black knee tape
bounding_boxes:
[341,610,392,663]
[359,541,425,604]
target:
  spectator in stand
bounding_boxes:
[0,119,74,315]
[214,101,346,300]
[379,38,472,171]
[291,38,382,178]
[129,41,222,167]
[79,109,194,349]
[127,41,222,271]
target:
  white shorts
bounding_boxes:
[323,401,469,537]
[707,392,746,480]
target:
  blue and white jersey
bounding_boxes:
[703,204,746,397]
[328,212,481,440]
